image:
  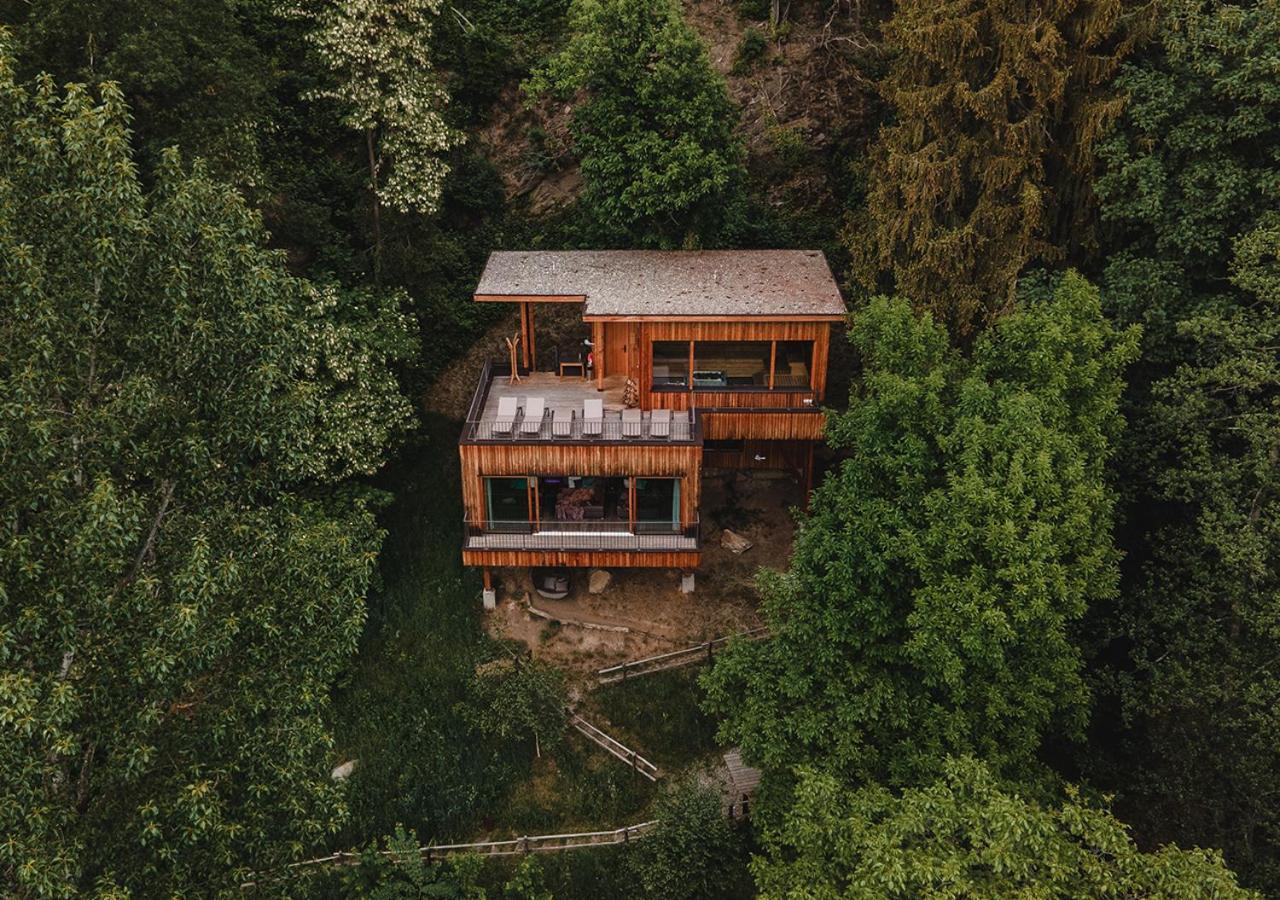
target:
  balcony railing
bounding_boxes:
[464,517,700,553]
[466,410,698,443]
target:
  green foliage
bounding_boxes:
[0,50,414,895]
[4,0,271,182]
[1084,4,1280,890]
[731,27,768,75]
[1096,0,1280,360]
[336,826,487,898]
[333,419,527,843]
[526,0,747,247]
[460,651,567,758]
[1090,214,1280,889]
[627,780,751,900]
[591,667,719,770]
[704,273,1138,789]
[503,856,552,900]
[299,0,464,217]
[854,0,1140,337]
[753,757,1256,897]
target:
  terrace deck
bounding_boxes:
[466,371,699,443]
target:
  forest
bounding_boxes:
[1,0,1278,896]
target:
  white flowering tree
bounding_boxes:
[301,0,463,274]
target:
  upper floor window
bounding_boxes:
[652,341,689,388]
[651,339,814,391]
[773,341,812,388]
[693,342,771,388]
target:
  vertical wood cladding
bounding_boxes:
[592,319,834,441]
[462,549,701,569]
[459,442,702,525]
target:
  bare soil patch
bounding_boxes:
[484,468,801,685]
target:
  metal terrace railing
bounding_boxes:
[467,409,698,442]
[463,517,700,552]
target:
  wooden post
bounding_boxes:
[628,478,636,533]
[520,303,531,370]
[506,333,522,384]
[768,340,777,390]
[483,568,492,591]
[528,303,537,372]
[593,321,604,390]
[686,340,694,393]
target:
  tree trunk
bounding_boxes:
[366,128,383,283]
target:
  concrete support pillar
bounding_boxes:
[482,568,496,610]
[680,571,696,594]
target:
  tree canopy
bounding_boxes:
[0,45,413,895]
[753,757,1255,898]
[704,273,1138,788]
[854,0,1139,336]
[527,0,746,248]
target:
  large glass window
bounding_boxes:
[693,342,771,389]
[652,341,689,388]
[634,478,680,532]
[773,341,813,388]
[485,477,528,527]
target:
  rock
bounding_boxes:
[331,759,357,781]
[588,568,612,594]
[720,529,753,554]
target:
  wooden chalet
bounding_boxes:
[458,250,847,600]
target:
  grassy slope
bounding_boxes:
[332,415,523,844]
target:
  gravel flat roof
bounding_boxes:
[474,250,847,318]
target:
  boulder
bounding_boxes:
[720,529,753,554]
[588,568,613,594]
[331,759,357,781]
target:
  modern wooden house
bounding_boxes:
[458,250,847,604]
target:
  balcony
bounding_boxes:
[461,361,702,444]
[463,517,700,553]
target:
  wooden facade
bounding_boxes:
[459,442,702,527]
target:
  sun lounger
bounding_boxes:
[552,408,573,437]
[583,398,603,437]
[622,408,642,438]
[650,408,671,438]
[492,395,518,435]
[520,396,545,435]
[670,409,690,439]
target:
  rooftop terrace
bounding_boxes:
[462,364,700,444]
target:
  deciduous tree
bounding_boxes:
[754,757,1254,898]
[0,47,414,895]
[704,274,1138,790]
[526,0,746,248]
[299,0,464,274]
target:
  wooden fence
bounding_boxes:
[570,713,660,781]
[596,627,768,684]
[243,822,658,889]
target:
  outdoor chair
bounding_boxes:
[650,408,671,438]
[583,398,603,437]
[552,407,573,437]
[621,408,642,438]
[670,409,690,439]
[492,396,518,435]
[520,396,546,435]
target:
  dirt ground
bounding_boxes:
[484,468,801,685]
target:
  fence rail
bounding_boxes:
[597,627,769,684]
[243,822,659,888]
[570,713,660,781]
